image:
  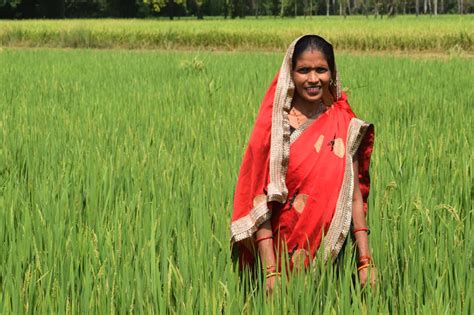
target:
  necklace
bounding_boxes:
[290,101,326,128]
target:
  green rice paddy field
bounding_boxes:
[1,15,473,52]
[0,47,472,313]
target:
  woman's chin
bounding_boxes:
[301,94,323,104]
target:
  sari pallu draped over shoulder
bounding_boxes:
[230,35,375,268]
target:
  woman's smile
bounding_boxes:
[306,86,322,95]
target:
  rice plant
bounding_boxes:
[0,15,472,52]
[0,49,472,313]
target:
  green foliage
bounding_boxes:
[0,48,472,313]
[143,0,166,13]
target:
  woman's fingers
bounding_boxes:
[359,268,368,287]
[359,266,377,288]
[265,275,279,296]
[266,278,274,295]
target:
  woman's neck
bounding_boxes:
[292,94,333,117]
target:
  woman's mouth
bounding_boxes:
[306,86,321,95]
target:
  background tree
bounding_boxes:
[37,0,65,18]
[458,0,464,13]
[0,0,472,19]
[191,0,204,19]
[230,0,247,18]
[108,0,138,17]
[0,0,16,18]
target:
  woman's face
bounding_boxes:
[292,49,332,105]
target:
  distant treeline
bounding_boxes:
[0,0,471,19]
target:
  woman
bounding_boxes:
[230,35,376,293]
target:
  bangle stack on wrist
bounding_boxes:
[266,272,281,279]
[357,264,370,272]
[357,255,372,271]
[263,265,281,278]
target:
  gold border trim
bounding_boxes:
[289,106,332,145]
[267,36,306,204]
[290,118,315,144]
[230,202,271,243]
[322,117,372,262]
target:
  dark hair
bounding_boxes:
[292,35,336,76]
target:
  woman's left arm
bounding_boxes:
[352,158,377,287]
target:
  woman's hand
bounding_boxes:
[359,265,377,288]
[265,274,278,295]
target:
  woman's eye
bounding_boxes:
[316,68,328,73]
[297,68,309,74]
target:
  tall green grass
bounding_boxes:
[0,49,472,313]
[0,15,473,52]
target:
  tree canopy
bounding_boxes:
[0,0,471,19]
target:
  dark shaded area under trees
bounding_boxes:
[0,0,471,19]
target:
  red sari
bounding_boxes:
[230,37,374,270]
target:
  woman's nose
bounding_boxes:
[308,71,318,83]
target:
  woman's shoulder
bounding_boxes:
[331,92,356,120]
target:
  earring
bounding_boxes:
[329,77,341,100]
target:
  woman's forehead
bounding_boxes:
[294,50,328,66]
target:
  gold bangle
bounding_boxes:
[357,263,370,272]
[265,272,281,279]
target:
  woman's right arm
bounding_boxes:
[256,220,277,294]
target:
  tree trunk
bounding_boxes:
[440,0,444,13]
[197,4,203,19]
[294,0,297,16]
[167,0,174,20]
[415,0,419,16]
[387,0,393,16]
[423,0,427,14]
[327,0,330,15]
[58,0,65,18]
[272,0,279,16]
[224,0,229,18]
[346,0,351,15]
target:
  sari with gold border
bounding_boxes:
[230,36,374,269]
